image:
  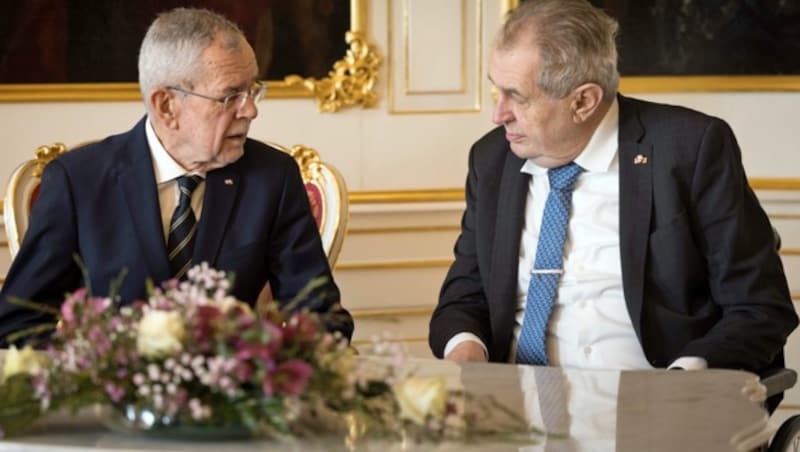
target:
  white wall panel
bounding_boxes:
[405,0,465,93]
[388,0,483,113]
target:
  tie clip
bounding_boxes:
[531,269,564,274]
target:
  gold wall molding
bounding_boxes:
[284,30,381,112]
[0,0,381,110]
[0,83,141,102]
[777,404,800,411]
[620,76,800,93]
[351,307,433,319]
[781,249,800,256]
[349,188,464,204]
[348,225,461,234]
[346,179,800,205]
[750,178,800,190]
[335,259,453,271]
[352,337,428,346]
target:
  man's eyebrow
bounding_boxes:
[487,75,523,98]
[223,78,257,94]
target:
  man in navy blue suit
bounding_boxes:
[0,8,352,345]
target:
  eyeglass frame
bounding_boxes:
[166,81,266,110]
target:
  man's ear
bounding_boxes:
[149,88,179,128]
[570,83,604,123]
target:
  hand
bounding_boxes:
[741,375,767,404]
[444,341,488,362]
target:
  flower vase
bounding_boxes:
[99,404,252,440]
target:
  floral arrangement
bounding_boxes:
[0,264,530,444]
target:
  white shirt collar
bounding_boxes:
[521,98,619,176]
[145,118,205,183]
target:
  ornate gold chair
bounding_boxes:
[256,143,349,311]
[3,143,69,258]
[268,143,349,266]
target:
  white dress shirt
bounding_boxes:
[145,118,206,242]
[444,100,706,371]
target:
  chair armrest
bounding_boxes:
[760,367,797,398]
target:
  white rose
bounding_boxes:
[136,310,185,358]
[218,296,252,315]
[1,345,46,382]
[393,376,447,425]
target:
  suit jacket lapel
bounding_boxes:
[618,95,652,335]
[118,119,171,281]
[193,166,240,266]
[490,150,529,359]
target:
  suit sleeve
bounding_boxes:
[429,145,493,358]
[678,118,797,370]
[266,159,353,341]
[0,160,82,346]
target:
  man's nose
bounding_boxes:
[236,94,259,120]
[492,95,513,125]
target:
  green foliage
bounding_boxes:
[0,375,43,438]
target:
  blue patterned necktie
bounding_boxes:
[516,162,584,365]
[167,175,202,279]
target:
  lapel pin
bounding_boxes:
[224,179,234,185]
[633,154,648,165]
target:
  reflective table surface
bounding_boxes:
[0,357,771,451]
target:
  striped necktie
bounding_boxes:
[167,175,202,279]
[516,162,584,365]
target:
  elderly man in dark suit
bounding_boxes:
[0,8,352,344]
[429,0,796,407]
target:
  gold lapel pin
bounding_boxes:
[633,154,648,165]
[224,179,234,185]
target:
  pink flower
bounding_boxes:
[88,325,111,355]
[86,297,111,316]
[233,360,254,382]
[193,305,223,349]
[236,341,275,364]
[271,360,312,396]
[59,288,87,325]
[282,313,318,344]
[104,382,125,403]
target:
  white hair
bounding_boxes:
[138,8,245,111]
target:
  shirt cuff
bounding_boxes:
[444,332,489,359]
[668,356,708,371]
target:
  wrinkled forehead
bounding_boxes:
[195,35,258,89]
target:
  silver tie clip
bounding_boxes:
[531,269,564,274]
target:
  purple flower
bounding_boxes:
[104,382,125,403]
[271,360,313,396]
[87,297,111,315]
[282,313,319,344]
[59,288,87,325]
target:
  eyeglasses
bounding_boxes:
[167,81,266,110]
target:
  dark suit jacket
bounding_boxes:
[430,95,796,374]
[0,117,353,344]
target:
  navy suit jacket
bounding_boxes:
[0,118,352,343]
[430,95,796,374]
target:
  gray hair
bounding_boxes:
[138,8,246,107]
[495,0,619,101]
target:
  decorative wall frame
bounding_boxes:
[0,0,381,111]
[502,0,800,92]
